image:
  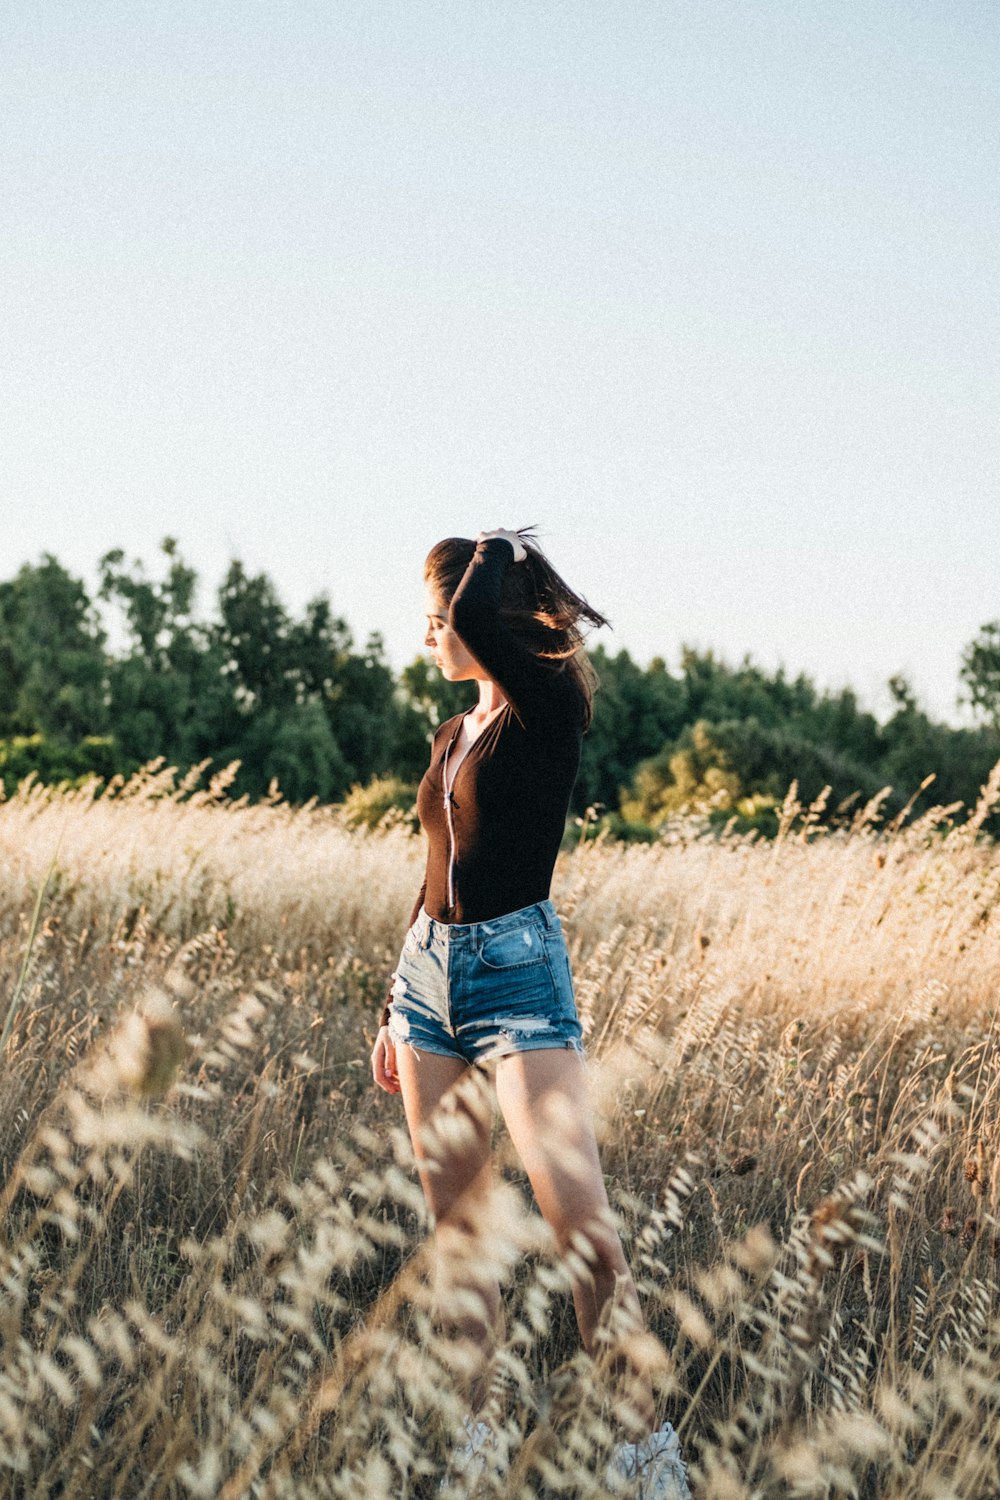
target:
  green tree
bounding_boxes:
[576,647,687,813]
[212,568,407,798]
[621,719,743,825]
[327,632,404,787]
[211,562,352,799]
[0,734,117,797]
[0,556,108,740]
[215,560,297,714]
[879,672,1000,821]
[960,622,1000,728]
[621,716,887,831]
[677,645,884,763]
[707,716,884,809]
[253,702,349,804]
[99,539,236,769]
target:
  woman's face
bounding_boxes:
[423,583,483,681]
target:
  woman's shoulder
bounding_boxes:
[432,710,467,740]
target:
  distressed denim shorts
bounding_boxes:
[387,898,585,1066]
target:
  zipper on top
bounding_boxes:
[442,726,460,913]
[440,703,506,917]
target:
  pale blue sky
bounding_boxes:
[4,2,997,725]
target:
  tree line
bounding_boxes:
[2,539,999,838]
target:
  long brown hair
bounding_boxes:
[423,528,610,729]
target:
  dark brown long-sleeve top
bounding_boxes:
[379,537,585,1026]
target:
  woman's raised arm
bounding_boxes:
[448,536,581,732]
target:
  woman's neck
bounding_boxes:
[473,681,508,719]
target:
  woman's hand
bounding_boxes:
[372,1025,400,1094]
[477,528,527,564]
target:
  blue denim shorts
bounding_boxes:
[387,899,585,1066]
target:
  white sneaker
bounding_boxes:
[440,1413,496,1490]
[605,1419,691,1499]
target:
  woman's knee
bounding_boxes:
[556,1209,629,1279]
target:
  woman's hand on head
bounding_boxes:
[372,1026,401,1094]
[477,529,527,564]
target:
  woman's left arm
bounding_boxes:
[448,534,580,732]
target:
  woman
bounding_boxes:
[371,529,688,1498]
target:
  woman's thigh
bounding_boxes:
[396,1045,494,1225]
[493,1048,621,1255]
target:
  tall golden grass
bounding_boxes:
[1,762,1000,1497]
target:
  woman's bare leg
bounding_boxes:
[395,1045,504,1410]
[494,1047,656,1430]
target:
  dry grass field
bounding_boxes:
[2,762,1000,1498]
